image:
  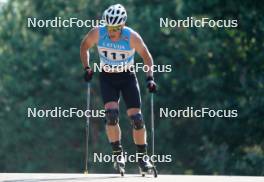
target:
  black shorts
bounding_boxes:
[99,71,141,109]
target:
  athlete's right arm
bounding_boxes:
[80,27,99,68]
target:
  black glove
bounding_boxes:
[146,76,157,93]
[84,66,93,82]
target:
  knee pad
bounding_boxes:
[130,113,145,130]
[105,109,119,125]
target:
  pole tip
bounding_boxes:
[84,170,88,174]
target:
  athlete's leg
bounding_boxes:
[128,109,154,172]
[127,108,146,145]
[105,102,120,143]
[127,109,147,160]
[121,73,148,157]
[99,72,123,154]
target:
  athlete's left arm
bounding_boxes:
[130,31,154,77]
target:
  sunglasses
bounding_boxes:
[107,25,122,32]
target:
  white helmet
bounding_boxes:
[102,4,127,26]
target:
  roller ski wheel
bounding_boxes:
[113,155,125,177]
[114,161,125,176]
[138,159,158,178]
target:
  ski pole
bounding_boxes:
[150,93,155,164]
[84,82,91,174]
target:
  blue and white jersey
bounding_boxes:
[97,26,135,72]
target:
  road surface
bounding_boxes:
[0,173,263,182]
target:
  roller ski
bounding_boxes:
[138,156,158,177]
[113,153,125,177]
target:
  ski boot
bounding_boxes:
[113,153,125,176]
[138,156,158,177]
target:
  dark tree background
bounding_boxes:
[0,0,263,175]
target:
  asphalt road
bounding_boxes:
[0,173,263,182]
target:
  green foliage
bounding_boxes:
[0,0,263,175]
